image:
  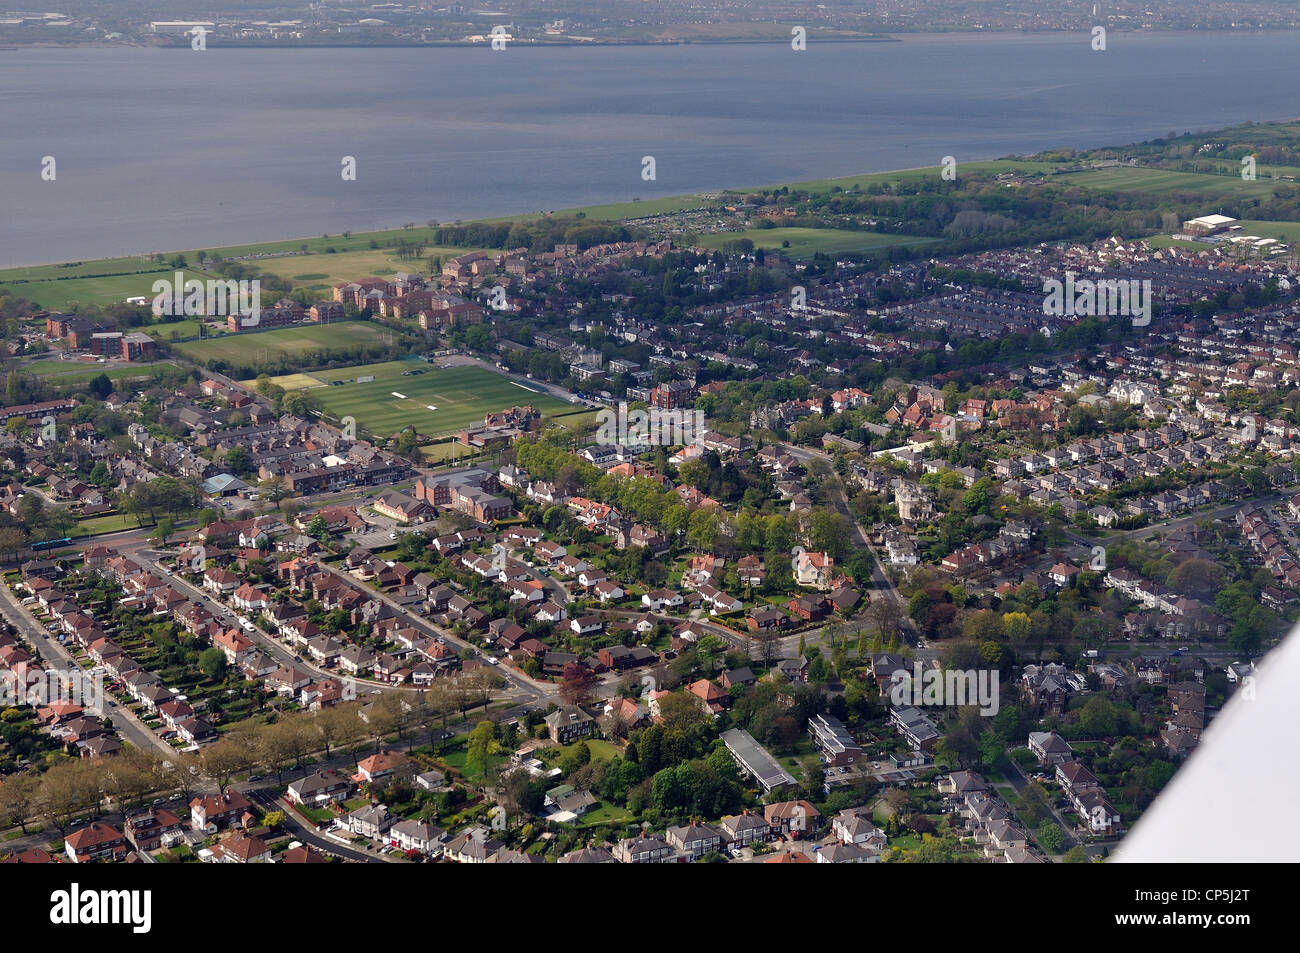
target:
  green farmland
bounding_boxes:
[1054,166,1290,199]
[752,159,1063,195]
[305,360,575,440]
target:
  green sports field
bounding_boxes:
[172,321,393,366]
[24,358,179,383]
[301,360,575,440]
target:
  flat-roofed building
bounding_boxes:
[721,728,795,794]
[1181,214,1237,237]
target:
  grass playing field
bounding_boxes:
[0,267,176,312]
[303,360,575,440]
[248,246,480,290]
[24,358,179,383]
[696,226,936,258]
[172,321,393,366]
[1223,219,1300,241]
[238,372,324,391]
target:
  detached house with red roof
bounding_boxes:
[687,678,729,716]
[794,551,835,589]
[355,749,412,784]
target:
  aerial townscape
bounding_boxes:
[0,3,1295,909]
[0,116,1295,873]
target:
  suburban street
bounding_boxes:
[0,579,177,759]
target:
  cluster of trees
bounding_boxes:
[0,687,491,837]
[120,476,202,527]
[252,374,326,421]
[432,217,634,253]
[0,746,190,835]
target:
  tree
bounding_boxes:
[257,722,295,786]
[0,771,40,833]
[38,760,101,832]
[102,748,166,811]
[559,663,596,707]
[1037,820,1066,853]
[202,735,255,792]
[1078,695,1119,738]
[498,769,544,818]
[327,702,368,760]
[656,691,710,731]
[314,702,360,759]
[423,682,457,748]
[912,833,955,863]
[163,753,201,801]
[307,514,330,543]
[150,517,175,546]
[466,720,503,781]
[259,476,288,504]
[1017,782,1053,827]
[223,445,250,476]
[1001,611,1032,643]
[198,647,227,682]
[87,373,113,399]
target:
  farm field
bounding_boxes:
[305,360,575,440]
[760,159,1063,195]
[1183,159,1300,180]
[1057,166,1288,198]
[172,321,393,366]
[697,226,935,257]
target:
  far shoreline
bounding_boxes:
[7,27,1300,52]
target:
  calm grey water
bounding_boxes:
[2,32,1298,267]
